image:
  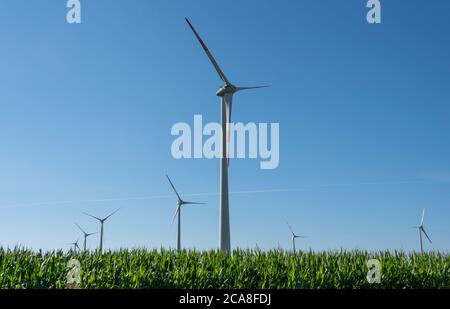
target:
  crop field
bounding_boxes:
[0,248,449,289]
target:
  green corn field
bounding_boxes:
[0,248,449,289]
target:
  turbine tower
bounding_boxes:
[166,175,205,251]
[414,209,432,254]
[287,222,305,252]
[75,222,97,251]
[82,209,120,253]
[185,18,268,253]
[68,239,81,252]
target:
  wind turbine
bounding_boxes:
[185,18,269,253]
[68,239,81,252]
[75,222,98,251]
[166,175,205,251]
[414,209,432,254]
[82,209,120,252]
[287,222,305,252]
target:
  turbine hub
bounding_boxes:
[216,84,236,97]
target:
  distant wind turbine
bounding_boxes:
[413,209,432,254]
[68,239,81,252]
[75,222,98,251]
[82,209,120,252]
[287,222,305,252]
[166,175,205,251]
[185,18,269,253]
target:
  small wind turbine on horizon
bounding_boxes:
[82,209,120,253]
[413,209,432,254]
[287,222,305,252]
[68,239,81,252]
[75,222,98,251]
[166,175,205,251]
[185,18,269,253]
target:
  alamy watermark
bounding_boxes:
[65,1,380,25]
[66,258,81,288]
[171,115,280,170]
[367,0,381,24]
[66,0,81,24]
[366,259,381,284]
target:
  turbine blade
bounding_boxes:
[82,212,102,222]
[74,222,87,235]
[185,17,230,85]
[236,86,271,92]
[286,222,295,236]
[166,175,182,200]
[420,208,425,226]
[183,202,206,205]
[422,228,432,244]
[171,205,181,226]
[104,208,120,221]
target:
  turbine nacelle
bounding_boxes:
[177,199,187,207]
[216,84,237,97]
[216,84,270,97]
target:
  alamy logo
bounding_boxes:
[366,259,381,284]
[66,0,81,24]
[66,259,81,288]
[366,0,381,24]
[171,115,280,170]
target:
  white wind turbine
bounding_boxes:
[414,209,432,254]
[185,18,269,253]
[287,222,305,252]
[75,222,98,251]
[166,175,205,251]
[68,239,81,252]
[82,209,120,253]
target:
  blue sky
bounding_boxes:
[0,0,449,252]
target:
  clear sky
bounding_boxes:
[0,0,449,252]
